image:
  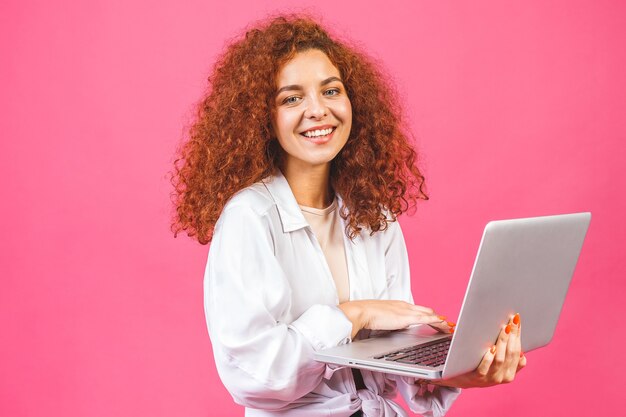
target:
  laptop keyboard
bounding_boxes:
[373,337,451,367]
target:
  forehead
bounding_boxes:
[276,49,341,86]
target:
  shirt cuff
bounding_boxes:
[289,304,352,351]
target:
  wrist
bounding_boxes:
[338,301,366,339]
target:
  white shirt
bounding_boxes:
[204,171,461,417]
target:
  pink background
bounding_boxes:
[2,0,624,415]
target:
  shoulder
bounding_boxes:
[221,180,275,217]
[214,181,276,235]
[352,213,408,269]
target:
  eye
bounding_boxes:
[324,88,340,96]
[282,96,301,105]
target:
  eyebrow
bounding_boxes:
[275,76,344,96]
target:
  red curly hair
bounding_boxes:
[172,14,428,245]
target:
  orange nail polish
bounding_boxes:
[505,324,512,334]
[513,313,520,325]
[520,351,524,358]
[437,315,446,320]
[450,327,455,333]
[490,345,496,354]
[447,321,456,327]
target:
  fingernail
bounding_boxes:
[490,345,496,354]
[505,324,512,334]
[447,321,456,327]
[520,351,524,358]
[450,327,455,333]
[437,315,446,320]
[513,313,520,325]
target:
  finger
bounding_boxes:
[516,316,525,372]
[507,314,522,364]
[512,312,521,329]
[409,304,435,314]
[396,313,443,329]
[510,313,521,340]
[502,315,522,382]
[517,353,527,371]
[505,317,521,364]
[403,314,445,326]
[494,323,511,372]
[409,308,454,329]
[428,321,455,333]
[516,313,527,373]
[476,344,497,378]
[515,313,522,350]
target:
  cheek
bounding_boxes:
[334,99,352,124]
[273,111,298,152]
[274,109,300,135]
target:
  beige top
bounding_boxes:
[299,198,350,303]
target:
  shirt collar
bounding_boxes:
[261,170,309,233]
[261,170,345,234]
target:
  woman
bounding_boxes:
[172,15,526,417]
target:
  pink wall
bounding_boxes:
[2,0,624,415]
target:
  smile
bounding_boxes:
[300,127,336,144]
[302,127,335,138]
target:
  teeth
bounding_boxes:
[303,127,334,138]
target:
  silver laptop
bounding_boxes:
[314,212,591,379]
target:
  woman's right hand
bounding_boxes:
[338,300,453,339]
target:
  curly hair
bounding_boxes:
[172,14,428,245]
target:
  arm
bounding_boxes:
[204,204,352,410]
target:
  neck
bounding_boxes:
[281,160,333,209]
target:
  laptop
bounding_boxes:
[314,212,591,379]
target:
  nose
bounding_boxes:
[304,94,327,119]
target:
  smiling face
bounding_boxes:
[272,49,352,173]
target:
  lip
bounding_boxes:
[300,126,336,144]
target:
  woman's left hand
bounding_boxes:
[430,313,527,388]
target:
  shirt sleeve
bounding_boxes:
[204,203,353,411]
[383,219,462,416]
